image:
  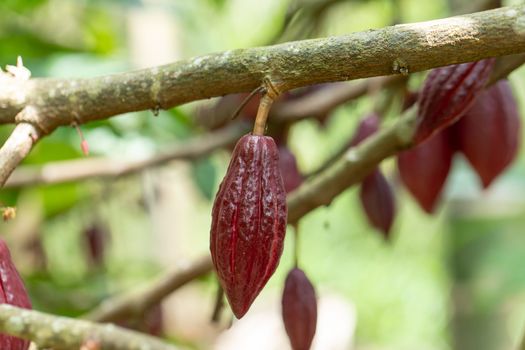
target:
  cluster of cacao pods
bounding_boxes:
[399,59,521,213]
[0,239,32,349]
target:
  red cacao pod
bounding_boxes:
[415,59,495,143]
[397,130,454,213]
[0,239,32,350]
[359,170,395,239]
[349,113,380,147]
[210,134,287,318]
[282,268,317,350]
[454,80,521,188]
[278,146,303,194]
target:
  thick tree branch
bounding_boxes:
[0,5,523,131]
[0,304,178,350]
[4,123,247,188]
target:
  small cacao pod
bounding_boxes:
[349,113,380,147]
[415,59,495,143]
[454,80,521,188]
[210,134,287,318]
[282,268,317,350]
[278,146,303,194]
[83,223,109,268]
[350,114,396,237]
[359,170,396,239]
[0,239,32,350]
[397,130,454,213]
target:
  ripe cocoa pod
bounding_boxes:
[210,134,287,318]
[397,130,454,213]
[359,170,395,239]
[454,80,521,188]
[0,239,32,350]
[278,146,303,194]
[282,268,317,350]
[415,59,495,143]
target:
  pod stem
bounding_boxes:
[252,78,280,136]
[292,222,299,268]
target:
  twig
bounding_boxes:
[271,76,402,122]
[4,122,247,188]
[84,256,213,323]
[0,122,41,186]
[0,304,178,350]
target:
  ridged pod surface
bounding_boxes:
[359,170,395,239]
[282,268,317,350]
[455,80,521,188]
[398,130,454,213]
[415,59,495,143]
[210,134,287,318]
[0,239,32,350]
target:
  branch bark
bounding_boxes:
[0,304,178,350]
[0,5,523,131]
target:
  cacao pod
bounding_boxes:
[349,113,379,147]
[359,170,396,239]
[0,239,32,350]
[350,114,396,237]
[278,146,303,194]
[282,268,317,350]
[210,134,287,318]
[397,130,454,213]
[454,80,521,188]
[415,59,495,143]
[83,223,109,268]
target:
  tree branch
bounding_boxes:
[0,304,178,350]
[0,6,524,186]
[4,122,247,188]
[0,122,41,186]
[84,256,213,323]
[0,5,523,131]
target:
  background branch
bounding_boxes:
[4,122,247,188]
[0,304,178,350]
[84,256,213,323]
